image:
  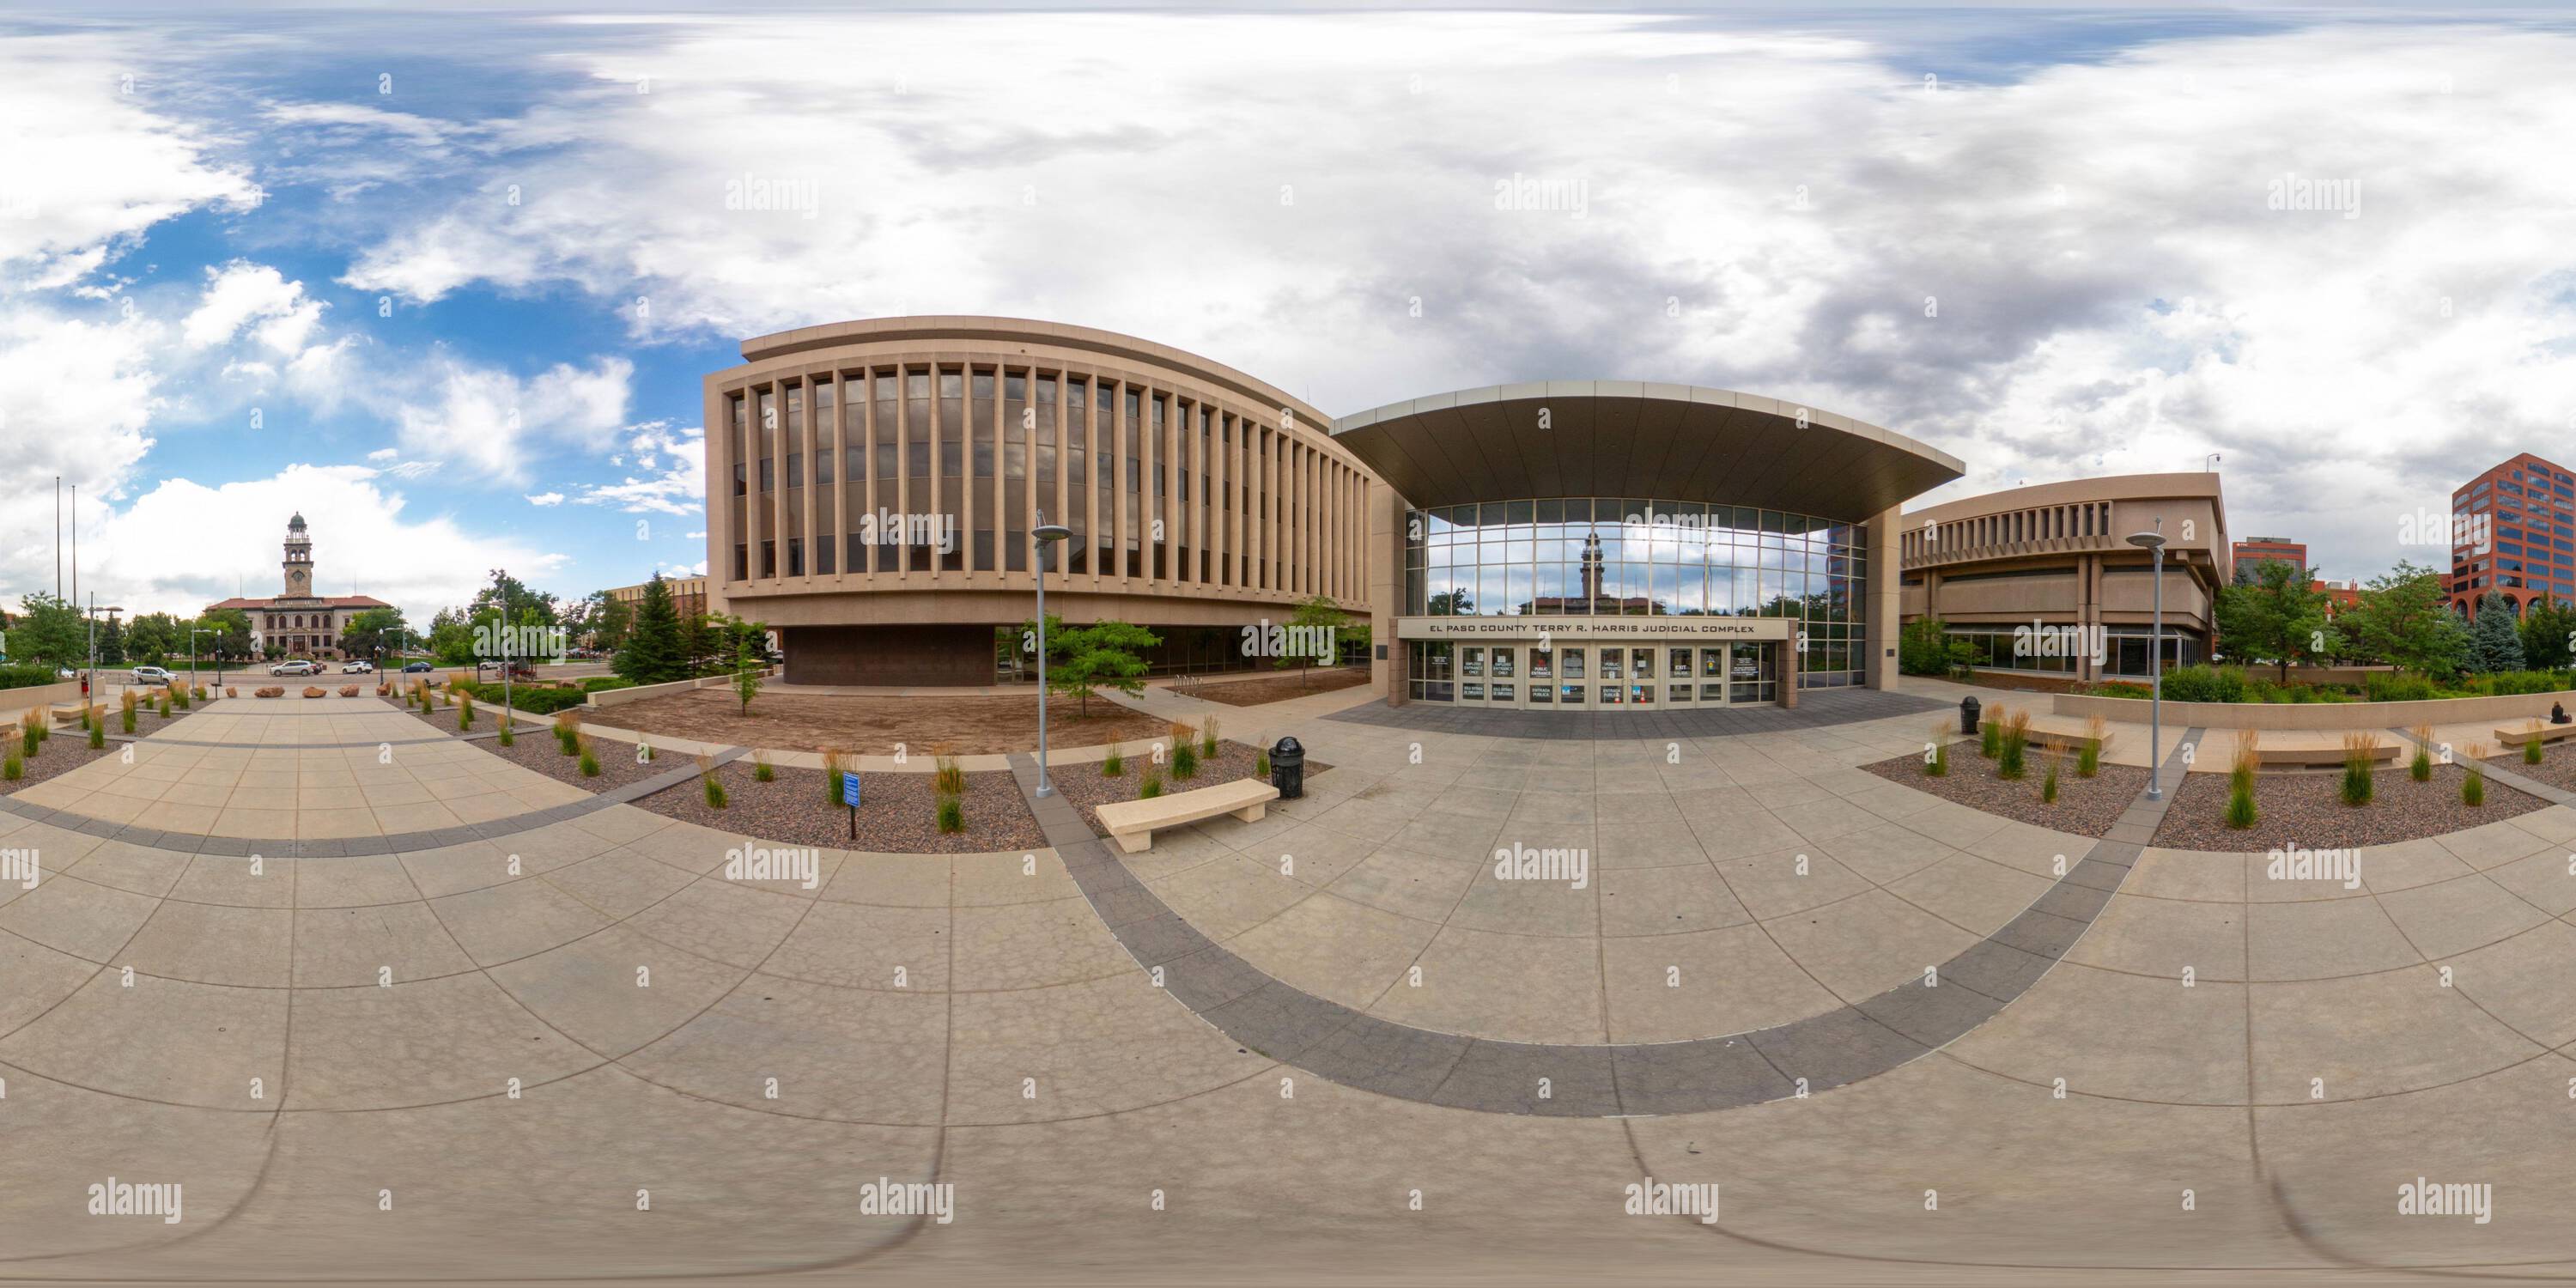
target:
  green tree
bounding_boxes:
[471,571,558,627]
[428,606,477,665]
[1427,588,1475,616]
[2519,597,2576,671]
[2469,592,2528,673]
[732,643,764,714]
[1277,595,1349,689]
[125,612,174,666]
[94,615,125,665]
[9,593,84,665]
[592,595,635,652]
[1898,615,1968,677]
[199,608,253,663]
[339,607,407,661]
[613,575,689,685]
[1021,614,1160,718]
[2338,562,2470,678]
[2212,560,2338,683]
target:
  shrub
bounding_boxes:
[1996,708,2031,781]
[935,792,964,834]
[1979,710,2002,759]
[0,664,57,691]
[2340,732,2377,806]
[2078,715,2108,778]
[497,714,515,748]
[2526,720,2546,765]
[752,751,775,783]
[1200,716,1220,758]
[2410,724,2433,781]
[16,724,33,758]
[1172,740,1200,781]
[23,708,44,744]
[457,691,475,729]
[1924,719,1950,777]
[700,755,728,808]
[2464,744,2488,806]
[2225,731,2259,830]
[1139,769,1163,799]
[159,693,173,716]
[120,690,137,714]
[2363,671,2439,703]
[577,738,600,778]
[2040,750,2062,804]
[120,707,134,734]
[2483,671,2569,697]
[1,748,17,780]
[2081,681,2154,699]
[933,744,964,796]
[87,720,103,749]
[1103,744,1126,777]
[2158,665,2251,704]
[822,747,852,803]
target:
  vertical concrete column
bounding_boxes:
[702,379,728,606]
[828,368,846,583]
[1866,504,1900,691]
[860,369,876,586]
[1370,479,1403,705]
[896,368,911,580]
[799,369,817,583]
[1213,410,1230,587]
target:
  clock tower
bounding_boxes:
[283,512,315,599]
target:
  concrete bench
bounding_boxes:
[2493,721,2576,749]
[1097,777,1281,854]
[2254,742,2399,769]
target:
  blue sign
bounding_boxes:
[841,771,862,807]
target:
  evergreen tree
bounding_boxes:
[2470,591,2528,673]
[615,575,689,685]
[2518,596,2575,671]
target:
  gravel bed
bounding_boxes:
[464,717,691,794]
[2482,740,2576,798]
[3,730,120,793]
[1044,739,1329,838]
[2149,762,2542,852]
[1862,740,2147,837]
[631,760,1043,855]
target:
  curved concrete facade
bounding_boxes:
[706,318,1376,684]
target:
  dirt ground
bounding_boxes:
[593,686,1175,755]
[1176,667,1369,708]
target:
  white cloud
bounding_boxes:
[392,354,635,484]
[181,260,325,353]
[366,447,399,462]
[525,491,565,506]
[571,421,703,516]
[317,15,2576,580]
[85,464,567,622]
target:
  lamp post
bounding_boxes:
[2127,521,2168,800]
[1032,512,1072,798]
[189,626,209,691]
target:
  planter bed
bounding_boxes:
[2,734,119,794]
[2480,740,2576,797]
[1046,739,1328,839]
[632,760,1043,855]
[1176,669,1370,708]
[580,686,1172,757]
[2148,763,2542,853]
[1862,744,2147,838]
[465,717,693,794]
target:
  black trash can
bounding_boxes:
[1270,736,1306,800]
[1959,696,1981,735]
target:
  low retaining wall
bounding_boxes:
[0,680,88,712]
[2053,688,2576,731]
[585,669,776,709]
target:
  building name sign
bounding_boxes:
[1396,616,1792,642]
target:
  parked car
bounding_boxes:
[477,659,538,681]
[402,661,434,674]
[270,659,319,677]
[131,665,175,685]
[54,666,76,680]
[341,659,375,674]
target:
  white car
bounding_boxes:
[270,659,319,677]
[341,659,375,674]
[131,665,175,685]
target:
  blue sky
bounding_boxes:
[3,3,2573,623]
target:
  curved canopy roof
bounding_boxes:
[1332,381,1964,520]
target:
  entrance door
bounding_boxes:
[1557,647,1589,708]
[1459,646,1488,703]
[1664,647,1696,707]
[1728,641,1777,705]
[1625,647,1658,708]
[1525,645,1555,708]
[1595,645,1625,707]
[1697,645,1730,706]
[1488,645,1521,708]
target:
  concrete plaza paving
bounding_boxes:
[0,691,2571,1282]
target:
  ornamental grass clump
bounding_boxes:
[1254,742,1270,777]
[932,743,965,797]
[1996,708,2032,781]
[25,708,46,745]
[577,735,601,779]
[934,791,965,834]
[1200,715,1220,759]
[2340,732,2378,807]
[2525,719,2545,766]
[822,747,852,804]
[497,714,514,748]
[87,720,103,750]
[1139,768,1163,799]
[120,691,137,734]
[555,710,583,756]
[2464,742,2488,807]
[699,753,728,809]
[2225,730,2260,830]
[1923,720,1950,778]
[2410,724,2435,781]
[2,748,19,781]
[752,750,775,783]
[2040,747,2063,805]
[457,690,475,730]
[1980,708,2003,759]
[19,722,37,760]
[2078,715,2108,778]
[1103,743,1126,777]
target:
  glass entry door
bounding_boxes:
[1624,647,1657,708]
[1487,646,1520,707]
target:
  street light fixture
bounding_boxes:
[1031,513,1072,799]
[2127,522,2168,800]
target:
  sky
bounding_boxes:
[2,3,2573,624]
